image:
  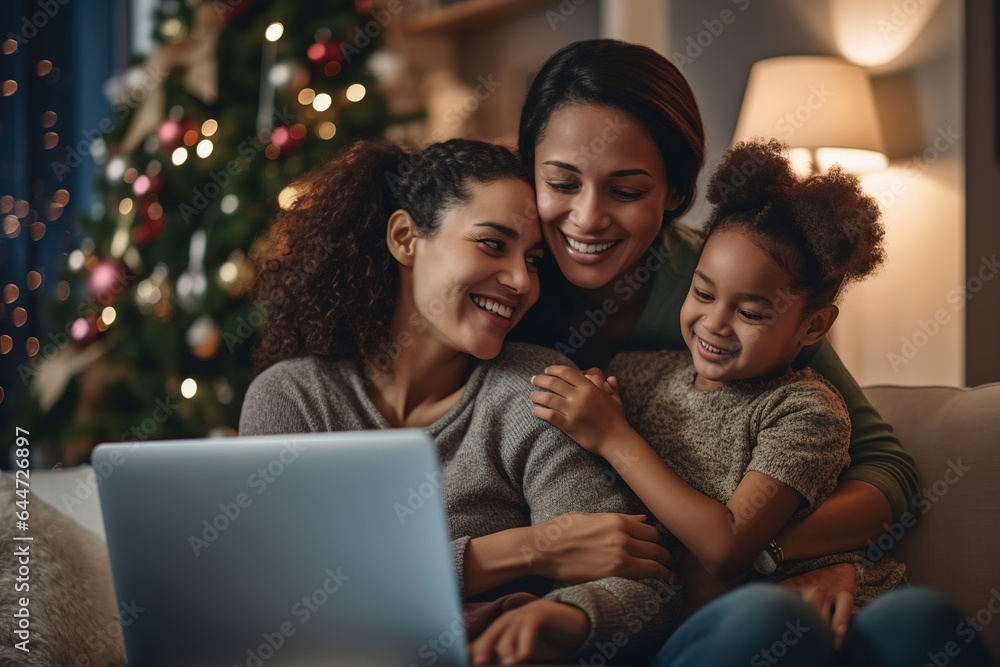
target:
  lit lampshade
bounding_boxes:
[733,56,888,174]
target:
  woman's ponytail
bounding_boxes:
[250,140,406,372]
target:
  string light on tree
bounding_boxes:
[181,378,198,399]
[346,84,366,102]
[186,315,222,361]
[196,139,214,158]
[171,147,188,166]
[257,22,284,132]
[312,93,332,112]
[220,194,239,215]
[106,156,127,181]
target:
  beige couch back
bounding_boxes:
[864,383,1000,661]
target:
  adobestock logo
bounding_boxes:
[392,469,443,524]
[187,440,306,557]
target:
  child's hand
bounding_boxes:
[582,367,623,406]
[530,365,630,456]
[468,599,589,666]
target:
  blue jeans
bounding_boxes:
[650,584,993,667]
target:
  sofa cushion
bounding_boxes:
[864,383,1000,660]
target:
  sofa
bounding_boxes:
[862,382,1000,662]
[5,382,999,664]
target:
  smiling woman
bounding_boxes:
[534,104,676,291]
[248,140,540,377]
[239,138,680,665]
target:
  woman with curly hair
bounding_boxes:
[239,139,678,665]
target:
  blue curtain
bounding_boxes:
[1,0,118,455]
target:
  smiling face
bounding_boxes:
[534,103,677,291]
[403,178,544,360]
[679,227,834,390]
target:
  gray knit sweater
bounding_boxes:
[608,350,906,604]
[239,342,674,661]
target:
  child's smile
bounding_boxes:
[680,227,822,391]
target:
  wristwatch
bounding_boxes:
[753,539,784,575]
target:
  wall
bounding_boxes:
[385,1,600,146]
[965,0,1000,386]
[668,0,966,386]
[455,1,601,143]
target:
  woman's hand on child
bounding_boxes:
[528,512,680,584]
[468,599,589,666]
[530,365,630,456]
[777,563,856,649]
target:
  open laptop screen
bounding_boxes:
[95,430,468,667]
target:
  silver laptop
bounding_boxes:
[94,430,468,667]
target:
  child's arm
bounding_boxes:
[531,365,803,580]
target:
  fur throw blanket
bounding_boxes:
[0,473,126,666]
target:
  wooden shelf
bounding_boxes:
[402,0,551,35]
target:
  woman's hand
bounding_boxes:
[526,512,679,584]
[778,563,856,648]
[468,599,589,666]
[530,365,630,456]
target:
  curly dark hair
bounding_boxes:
[518,39,705,224]
[703,139,885,312]
[250,139,531,373]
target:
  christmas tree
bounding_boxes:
[18,0,393,463]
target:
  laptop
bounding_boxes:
[94,430,469,667]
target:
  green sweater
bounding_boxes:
[517,224,919,521]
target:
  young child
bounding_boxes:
[529,139,905,620]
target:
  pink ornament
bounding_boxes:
[71,316,97,343]
[307,42,343,67]
[157,120,184,151]
[271,124,306,155]
[157,119,196,153]
[88,260,125,306]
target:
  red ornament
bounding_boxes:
[355,0,374,12]
[88,260,127,306]
[271,124,307,155]
[157,119,197,152]
[307,41,343,67]
[133,198,165,247]
[223,0,256,20]
[132,210,166,248]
